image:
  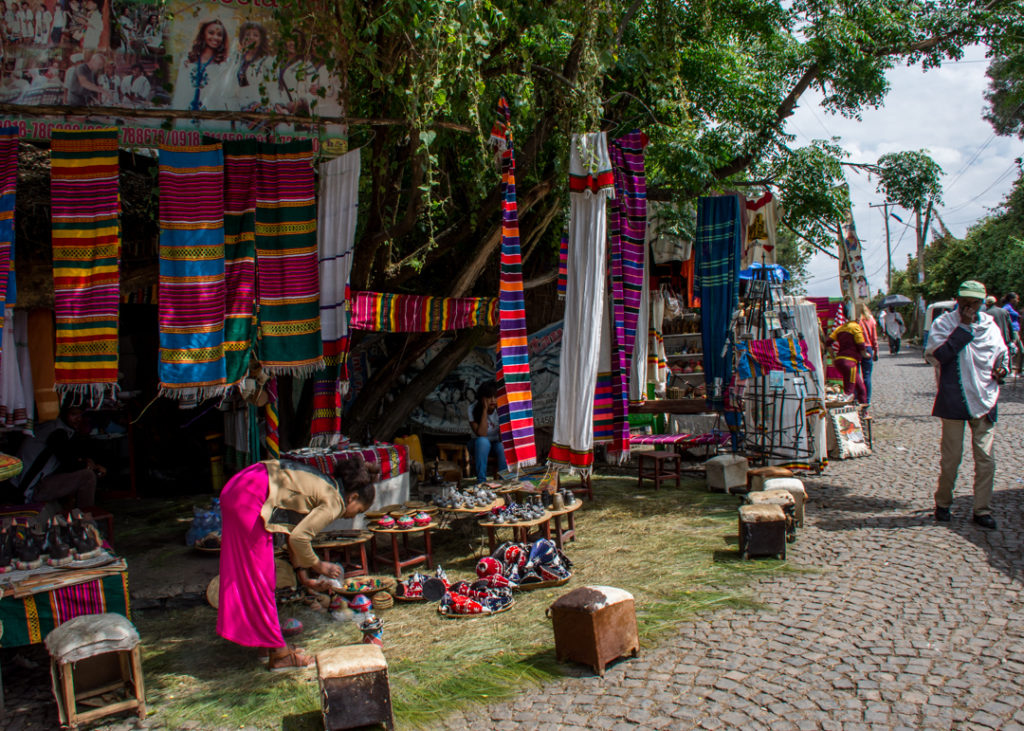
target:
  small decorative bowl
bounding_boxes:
[377,515,396,529]
[413,511,431,527]
[396,515,415,529]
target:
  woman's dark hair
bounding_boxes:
[238,21,269,59]
[333,454,378,507]
[187,19,228,64]
[472,381,499,423]
[1004,292,1019,305]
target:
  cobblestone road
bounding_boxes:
[441,352,1024,730]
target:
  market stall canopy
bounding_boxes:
[739,263,790,282]
[879,294,913,307]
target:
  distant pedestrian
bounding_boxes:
[925,280,1008,530]
[857,303,879,404]
[880,305,905,355]
[1002,292,1023,374]
[982,295,1013,347]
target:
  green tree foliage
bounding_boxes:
[270,0,1013,437]
[888,172,1024,304]
[876,150,944,211]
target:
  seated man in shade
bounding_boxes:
[466,381,507,483]
[12,404,105,510]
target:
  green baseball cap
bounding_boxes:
[957,280,987,300]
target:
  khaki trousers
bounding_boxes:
[935,417,996,515]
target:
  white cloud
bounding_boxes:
[787,45,1023,297]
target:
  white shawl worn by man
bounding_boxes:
[924,280,1007,529]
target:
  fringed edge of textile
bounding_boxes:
[55,383,119,407]
[547,443,594,477]
[159,385,229,402]
[507,456,538,471]
[605,447,631,466]
[262,359,325,378]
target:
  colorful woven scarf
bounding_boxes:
[736,337,813,379]
[488,96,537,470]
[264,377,280,458]
[695,195,743,410]
[350,292,497,332]
[594,132,648,457]
[51,128,120,400]
[219,139,259,387]
[0,127,17,364]
[157,143,227,399]
[255,140,323,376]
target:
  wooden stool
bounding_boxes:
[549,585,639,676]
[745,466,794,494]
[316,644,394,731]
[762,477,807,526]
[704,454,748,493]
[44,613,145,730]
[637,451,681,490]
[747,489,797,542]
[370,524,434,578]
[436,443,470,476]
[738,504,786,560]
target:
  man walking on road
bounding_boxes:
[925,280,1008,529]
[880,305,905,355]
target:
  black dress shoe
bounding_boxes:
[973,513,997,529]
[935,506,951,522]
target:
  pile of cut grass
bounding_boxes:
[135,474,792,729]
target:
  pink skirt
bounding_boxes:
[217,463,284,648]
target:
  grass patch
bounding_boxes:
[133,474,792,729]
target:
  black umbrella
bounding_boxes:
[880,294,912,307]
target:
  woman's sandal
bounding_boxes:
[267,646,314,672]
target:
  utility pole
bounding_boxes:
[869,201,893,292]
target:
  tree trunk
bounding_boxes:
[371,327,486,441]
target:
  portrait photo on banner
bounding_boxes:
[0,0,345,148]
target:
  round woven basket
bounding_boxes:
[372,592,394,610]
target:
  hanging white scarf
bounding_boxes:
[549,132,614,475]
[317,147,360,377]
[0,308,33,433]
[926,310,1006,418]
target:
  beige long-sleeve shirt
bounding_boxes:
[259,460,343,569]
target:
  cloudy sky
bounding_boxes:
[786,44,1023,297]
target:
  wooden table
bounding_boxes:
[369,524,435,578]
[548,501,582,549]
[478,512,553,554]
[313,531,373,578]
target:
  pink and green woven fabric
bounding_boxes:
[50,128,121,401]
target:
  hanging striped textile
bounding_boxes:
[255,140,323,376]
[350,291,497,332]
[736,337,814,379]
[557,235,567,300]
[594,131,648,458]
[51,128,121,401]
[0,127,17,365]
[695,195,743,410]
[488,96,537,470]
[157,143,227,399]
[219,139,259,387]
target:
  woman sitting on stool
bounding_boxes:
[467,381,506,483]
